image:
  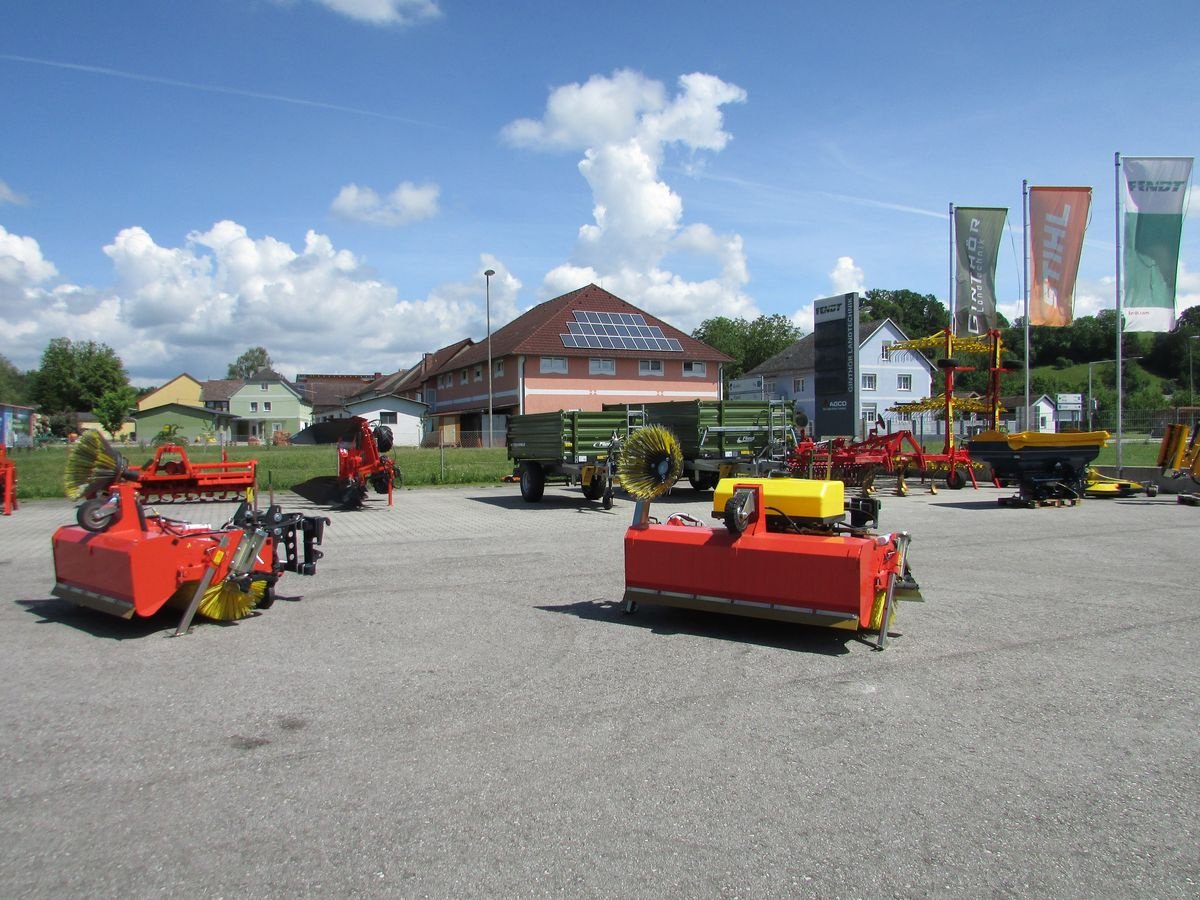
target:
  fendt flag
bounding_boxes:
[1029,187,1091,327]
[1122,156,1193,333]
[954,207,1008,336]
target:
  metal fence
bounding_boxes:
[420,429,506,450]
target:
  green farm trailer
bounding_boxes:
[506,408,645,506]
[608,399,797,490]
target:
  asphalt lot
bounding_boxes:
[1,480,1197,897]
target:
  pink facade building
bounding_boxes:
[418,284,732,444]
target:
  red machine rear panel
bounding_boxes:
[624,525,887,626]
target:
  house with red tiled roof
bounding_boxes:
[294,372,380,422]
[421,284,732,444]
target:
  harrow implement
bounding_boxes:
[126,443,257,503]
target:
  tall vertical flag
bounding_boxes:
[954,207,1008,336]
[1029,187,1091,326]
[1121,156,1193,332]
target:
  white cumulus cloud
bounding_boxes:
[312,0,441,26]
[503,69,753,332]
[330,181,440,226]
[790,256,868,334]
[0,221,512,384]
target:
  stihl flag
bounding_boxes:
[1029,187,1091,327]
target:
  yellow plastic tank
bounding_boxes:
[712,477,844,524]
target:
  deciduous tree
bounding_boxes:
[227,347,273,379]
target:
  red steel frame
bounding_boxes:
[1,445,16,515]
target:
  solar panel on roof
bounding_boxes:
[559,310,684,352]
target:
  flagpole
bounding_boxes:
[949,202,956,336]
[1114,151,1123,472]
[1023,179,1031,432]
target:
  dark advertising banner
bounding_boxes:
[954,207,1007,336]
[813,292,859,439]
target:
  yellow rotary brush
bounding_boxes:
[63,430,129,499]
[170,579,267,622]
[618,425,683,501]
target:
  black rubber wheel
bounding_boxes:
[339,482,366,509]
[945,468,966,489]
[602,489,614,510]
[77,498,118,532]
[688,471,718,491]
[582,475,606,501]
[372,425,394,453]
[519,462,545,502]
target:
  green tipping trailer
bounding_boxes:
[506,408,644,506]
[607,399,797,490]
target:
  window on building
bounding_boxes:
[540,356,568,374]
[263,401,272,412]
[380,411,398,424]
[474,365,483,382]
[793,377,806,393]
[897,374,912,391]
[249,401,258,412]
[589,358,615,375]
[260,382,269,391]
[460,369,469,385]
[639,359,664,376]
[682,360,706,378]
[494,359,505,377]
[272,422,282,432]
[766,382,777,395]
[863,402,878,423]
[880,340,893,361]
[862,373,877,391]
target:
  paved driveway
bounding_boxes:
[1,483,1196,897]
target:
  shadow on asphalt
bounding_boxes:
[15,597,253,640]
[537,598,854,656]
[929,500,1006,511]
[468,493,625,514]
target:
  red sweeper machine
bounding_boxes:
[51,433,328,633]
[617,426,922,649]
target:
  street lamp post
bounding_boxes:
[484,268,495,448]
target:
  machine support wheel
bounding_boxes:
[77,497,118,533]
[602,488,614,510]
[945,468,965,490]
[519,462,545,502]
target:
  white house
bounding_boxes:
[344,372,429,447]
[998,394,1058,434]
[743,319,938,438]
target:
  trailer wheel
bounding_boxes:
[688,471,717,491]
[945,468,966,489]
[519,463,545,502]
[582,474,606,501]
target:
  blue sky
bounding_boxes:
[2,0,1197,385]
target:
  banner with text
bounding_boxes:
[1029,187,1091,326]
[1122,156,1193,332]
[813,292,859,439]
[954,207,1008,336]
